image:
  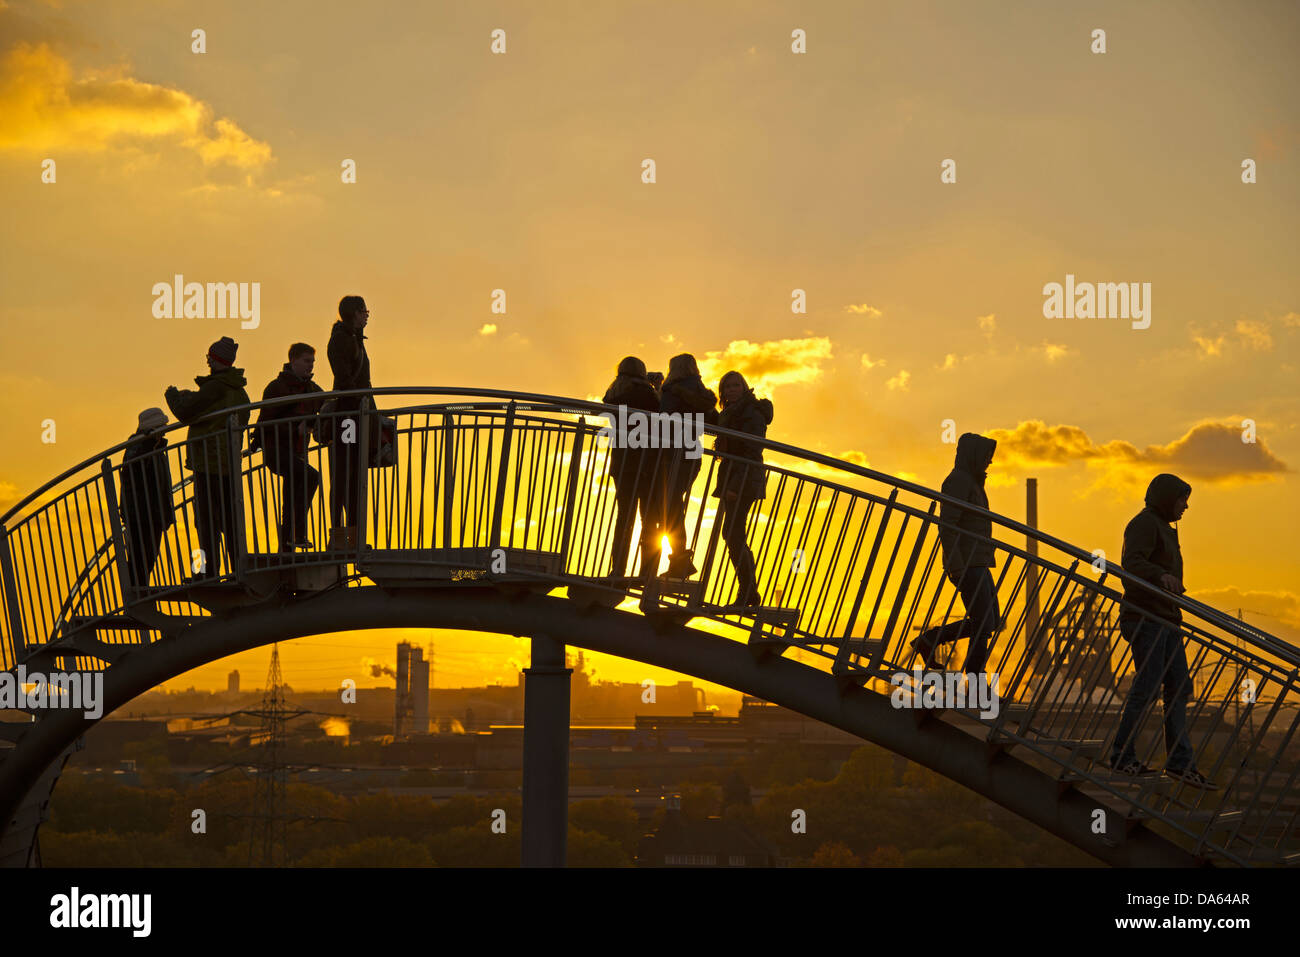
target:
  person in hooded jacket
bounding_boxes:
[603,356,663,577]
[253,343,326,551]
[712,371,772,606]
[328,295,372,546]
[164,336,251,578]
[657,354,719,579]
[1108,473,1215,789]
[911,433,1001,675]
[119,408,175,590]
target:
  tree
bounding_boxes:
[809,841,860,867]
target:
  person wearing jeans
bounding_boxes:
[711,371,773,607]
[1109,617,1195,775]
[1109,473,1216,789]
[253,343,325,551]
[164,337,250,579]
[911,432,1001,675]
[915,564,1001,675]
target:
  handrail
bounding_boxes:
[1,388,1295,867]
[2,387,1286,661]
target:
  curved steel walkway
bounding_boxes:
[1,387,1297,867]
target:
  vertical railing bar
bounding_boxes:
[833,488,898,673]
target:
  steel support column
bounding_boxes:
[521,633,572,867]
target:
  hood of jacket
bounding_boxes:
[603,375,658,409]
[195,367,247,389]
[661,376,717,412]
[274,363,316,388]
[721,390,773,424]
[954,432,997,480]
[331,319,366,343]
[1144,473,1191,522]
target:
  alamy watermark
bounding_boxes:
[152,274,260,329]
[0,667,104,719]
[598,406,706,459]
[890,669,1000,720]
[1042,273,1150,330]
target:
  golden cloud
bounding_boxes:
[1187,587,1300,638]
[0,42,272,171]
[885,369,910,391]
[1040,342,1069,362]
[861,352,886,370]
[1235,319,1273,350]
[697,337,832,394]
[1193,335,1226,358]
[986,419,1288,485]
[845,304,882,318]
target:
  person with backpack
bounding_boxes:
[253,343,325,551]
[119,408,175,590]
[164,336,251,578]
[327,295,372,547]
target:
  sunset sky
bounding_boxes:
[1,0,1297,698]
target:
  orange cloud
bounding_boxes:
[845,304,882,318]
[986,419,1288,486]
[1235,319,1273,350]
[1193,334,1226,358]
[1188,587,1300,639]
[1039,341,1069,362]
[0,42,271,171]
[861,353,886,370]
[697,337,832,394]
[885,370,911,391]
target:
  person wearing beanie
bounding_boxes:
[253,342,326,551]
[1108,473,1216,789]
[119,409,175,591]
[327,296,373,547]
[164,337,251,578]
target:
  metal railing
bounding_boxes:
[1,386,1297,865]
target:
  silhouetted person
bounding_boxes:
[165,336,250,579]
[658,353,718,579]
[911,433,1001,675]
[253,343,325,551]
[328,295,372,547]
[1109,474,1216,789]
[603,356,662,577]
[712,371,772,606]
[119,408,174,591]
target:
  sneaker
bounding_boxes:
[660,558,698,580]
[1109,759,1158,776]
[909,636,944,671]
[1164,767,1219,790]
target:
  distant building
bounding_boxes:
[227,670,239,695]
[395,642,431,736]
[637,797,781,867]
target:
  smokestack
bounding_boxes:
[411,648,429,735]
[395,641,411,737]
